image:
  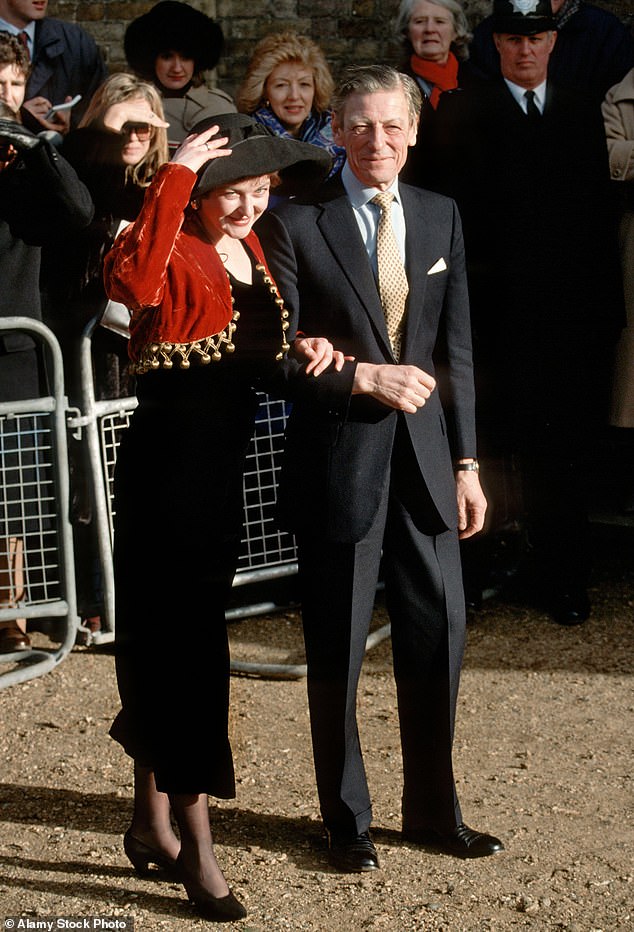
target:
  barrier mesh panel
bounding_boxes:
[0,410,61,605]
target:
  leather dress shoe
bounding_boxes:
[550,590,590,626]
[328,830,379,872]
[402,823,504,859]
[0,623,31,653]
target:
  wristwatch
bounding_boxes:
[453,460,479,472]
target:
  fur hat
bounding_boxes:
[191,112,332,197]
[124,1,225,80]
[492,0,556,35]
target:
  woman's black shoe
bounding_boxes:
[177,855,247,922]
[123,830,177,877]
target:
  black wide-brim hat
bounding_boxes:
[492,0,556,35]
[124,0,224,79]
[191,113,333,197]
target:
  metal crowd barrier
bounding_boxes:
[77,315,390,677]
[0,318,79,689]
[0,316,389,687]
[76,316,302,649]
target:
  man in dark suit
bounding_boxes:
[426,0,624,623]
[259,64,503,872]
[0,0,107,134]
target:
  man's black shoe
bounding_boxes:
[550,590,590,626]
[328,831,379,872]
[402,823,504,859]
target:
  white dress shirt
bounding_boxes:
[504,78,547,115]
[340,160,407,276]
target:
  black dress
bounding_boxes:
[109,253,285,795]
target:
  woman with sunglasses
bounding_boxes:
[46,72,169,399]
[103,112,335,922]
[41,72,169,635]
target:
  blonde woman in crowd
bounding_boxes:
[42,72,169,632]
[237,31,345,177]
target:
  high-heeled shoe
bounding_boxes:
[176,854,247,922]
[123,830,177,877]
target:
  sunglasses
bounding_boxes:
[121,122,152,141]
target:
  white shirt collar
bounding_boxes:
[0,18,36,52]
[341,160,402,209]
[504,78,548,114]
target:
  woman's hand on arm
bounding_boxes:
[171,126,232,174]
[293,335,354,376]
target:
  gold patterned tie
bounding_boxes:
[372,192,409,361]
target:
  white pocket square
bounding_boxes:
[427,257,447,275]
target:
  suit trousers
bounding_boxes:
[295,419,466,837]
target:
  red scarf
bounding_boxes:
[410,52,459,109]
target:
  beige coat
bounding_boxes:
[603,68,634,428]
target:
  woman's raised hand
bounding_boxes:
[172,126,233,174]
[103,100,170,134]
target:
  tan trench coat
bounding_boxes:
[603,68,634,428]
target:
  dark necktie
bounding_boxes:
[524,89,541,123]
[16,31,30,59]
[371,192,409,362]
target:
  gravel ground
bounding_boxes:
[0,521,632,931]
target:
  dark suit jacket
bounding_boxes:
[258,178,477,544]
[22,17,107,132]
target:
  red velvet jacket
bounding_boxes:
[103,162,284,372]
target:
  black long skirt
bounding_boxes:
[109,363,261,796]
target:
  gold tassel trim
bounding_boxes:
[132,262,291,375]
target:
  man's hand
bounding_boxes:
[352,362,436,413]
[22,96,72,135]
[456,471,487,539]
[293,336,352,376]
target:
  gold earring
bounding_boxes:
[191,199,199,210]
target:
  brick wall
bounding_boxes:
[47,0,634,99]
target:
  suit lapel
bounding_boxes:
[401,186,434,359]
[317,194,394,358]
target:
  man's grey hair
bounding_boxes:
[331,64,422,127]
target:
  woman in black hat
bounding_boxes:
[124,0,237,154]
[103,113,334,923]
